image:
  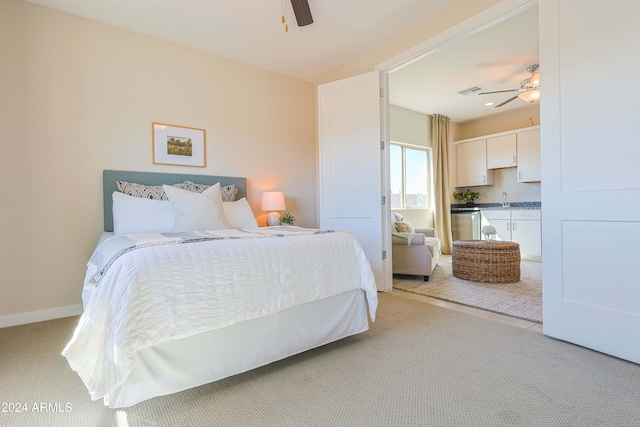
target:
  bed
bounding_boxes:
[62,170,378,408]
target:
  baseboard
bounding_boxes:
[0,304,83,328]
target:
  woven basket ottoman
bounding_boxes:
[451,240,521,283]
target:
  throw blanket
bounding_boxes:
[63,227,378,401]
[392,232,418,246]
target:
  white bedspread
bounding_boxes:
[62,227,378,401]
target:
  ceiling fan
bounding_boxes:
[282,0,313,31]
[479,64,541,107]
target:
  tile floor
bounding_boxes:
[392,288,544,333]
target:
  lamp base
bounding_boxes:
[266,211,281,226]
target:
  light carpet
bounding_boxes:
[394,255,542,323]
[1,292,640,426]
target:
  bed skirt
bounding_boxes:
[104,288,369,408]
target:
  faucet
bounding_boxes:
[502,192,510,208]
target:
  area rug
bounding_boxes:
[393,255,542,323]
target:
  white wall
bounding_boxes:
[0,1,317,323]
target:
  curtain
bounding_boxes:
[432,114,453,255]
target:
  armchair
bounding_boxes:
[391,213,441,281]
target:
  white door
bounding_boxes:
[541,0,640,363]
[318,71,391,292]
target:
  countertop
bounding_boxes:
[451,202,541,212]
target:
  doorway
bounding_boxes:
[383,2,542,323]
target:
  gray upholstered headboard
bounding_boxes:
[103,170,247,232]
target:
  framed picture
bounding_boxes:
[152,122,206,167]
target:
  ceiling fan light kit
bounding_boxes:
[518,89,541,103]
[480,64,541,107]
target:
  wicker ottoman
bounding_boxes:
[452,240,521,283]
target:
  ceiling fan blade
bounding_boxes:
[291,0,313,26]
[495,95,519,108]
[479,89,519,95]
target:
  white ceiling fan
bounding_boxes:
[480,64,541,107]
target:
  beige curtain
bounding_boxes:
[432,114,453,255]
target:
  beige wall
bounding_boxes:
[1,0,32,318]
[0,2,316,320]
[389,105,432,148]
[389,105,434,228]
[455,104,540,140]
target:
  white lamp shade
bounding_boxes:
[261,191,286,211]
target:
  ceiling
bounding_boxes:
[25,0,458,83]
[25,0,538,123]
[389,6,539,122]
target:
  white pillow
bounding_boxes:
[163,183,229,232]
[112,192,176,235]
[223,198,258,228]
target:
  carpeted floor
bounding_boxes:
[394,255,542,323]
[1,291,640,426]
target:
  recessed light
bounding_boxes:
[484,102,495,107]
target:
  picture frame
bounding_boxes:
[152,122,206,167]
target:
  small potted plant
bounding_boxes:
[453,189,480,205]
[280,212,295,226]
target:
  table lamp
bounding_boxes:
[262,191,286,226]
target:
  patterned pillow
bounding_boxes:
[183,181,238,202]
[394,220,415,233]
[181,181,210,193]
[220,184,238,202]
[117,180,238,202]
[116,181,186,200]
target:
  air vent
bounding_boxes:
[458,86,486,96]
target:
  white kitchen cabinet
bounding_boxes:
[455,139,495,187]
[487,133,517,169]
[481,209,511,241]
[481,209,541,257]
[511,210,542,256]
[517,129,541,182]
[455,126,539,187]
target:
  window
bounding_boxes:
[390,143,432,209]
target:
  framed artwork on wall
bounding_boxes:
[152,122,206,167]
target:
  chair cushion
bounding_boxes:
[424,237,440,257]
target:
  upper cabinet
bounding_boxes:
[487,134,517,169]
[516,129,541,182]
[455,126,541,187]
[456,139,495,187]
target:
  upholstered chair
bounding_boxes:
[391,212,441,281]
